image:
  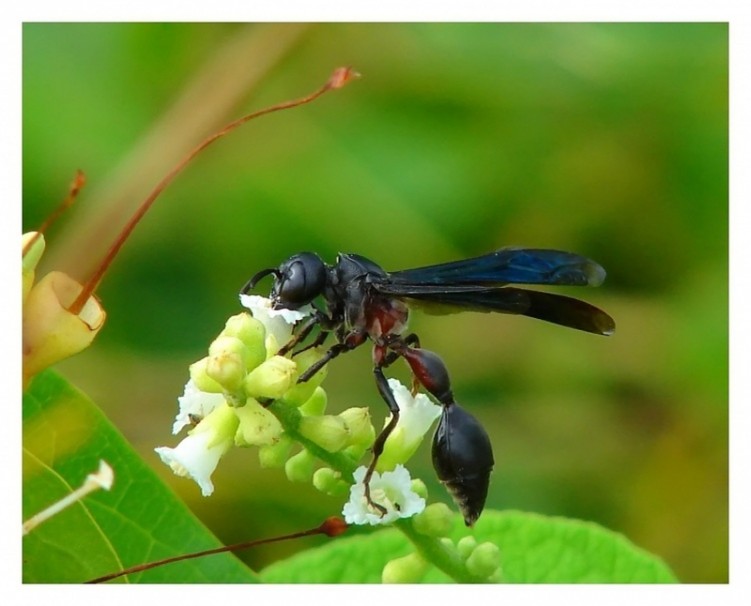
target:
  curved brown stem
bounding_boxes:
[86,516,348,584]
[23,170,86,257]
[68,66,358,315]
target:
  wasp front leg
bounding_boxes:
[297,327,368,384]
[277,305,331,357]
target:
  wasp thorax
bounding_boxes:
[431,403,494,526]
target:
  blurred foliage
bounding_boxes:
[22,23,727,582]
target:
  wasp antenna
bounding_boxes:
[241,267,280,294]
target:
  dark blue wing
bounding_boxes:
[386,286,615,336]
[386,247,606,287]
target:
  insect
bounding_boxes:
[242,247,615,526]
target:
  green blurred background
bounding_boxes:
[22,23,728,582]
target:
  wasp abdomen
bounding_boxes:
[432,403,494,527]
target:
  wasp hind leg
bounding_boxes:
[360,363,402,517]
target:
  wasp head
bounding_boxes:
[242,252,327,310]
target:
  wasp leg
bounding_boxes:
[361,364,402,517]
[290,328,329,357]
[388,341,494,527]
[297,328,367,383]
[278,307,328,356]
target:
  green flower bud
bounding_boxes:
[298,415,349,452]
[382,552,429,584]
[410,478,429,500]
[338,407,375,449]
[258,433,294,468]
[208,335,247,361]
[312,467,349,497]
[285,448,316,483]
[190,401,240,449]
[221,313,266,370]
[456,535,478,560]
[189,357,225,393]
[298,387,327,416]
[465,541,501,580]
[412,502,454,537]
[206,350,246,392]
[234,397,283,447]
[281,348,328,406]
[244,355,297,399]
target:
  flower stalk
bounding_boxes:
[395,517,493,583]
[22,460,114,536]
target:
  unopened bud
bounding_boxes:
[234,397,283,447]
[410,478,429,500]
[465,541,501,580]
[412,502,454,537]
[285,448,316,483]
[338,407,375,449]
[298,387,327,416]
[282,348,328,406]
[298,415,350,453]
[209,335,248,362]
[221,313,266,370]
[312,467,349,497]
[257,433,294,468]
[456,535,478,560]
[382,552,428,584]
[206,350,245,392]
[189,357,225,393]
[244,355,297,399]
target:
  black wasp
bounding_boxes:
[242,247,615,526]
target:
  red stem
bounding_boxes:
[85,516,348,584]
[68,67,358,315]
[23,170,86,257]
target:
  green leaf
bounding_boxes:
[22,370,258,584]
[259,510,678,583]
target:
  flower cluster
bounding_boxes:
[155,296,441,527]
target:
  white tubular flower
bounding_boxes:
[155,402,238,496]
[377,379,442,472]
[239,294,311,355]
[172,379,227,435]
[342,465,426,526]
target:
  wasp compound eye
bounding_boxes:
[432,403,494,527]
[273,252,327,309]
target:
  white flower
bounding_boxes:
[171,379,227,435]
[239,294,311,354]
[342,465,426,525]
[155,402,238,496]
[377,379,442,471]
